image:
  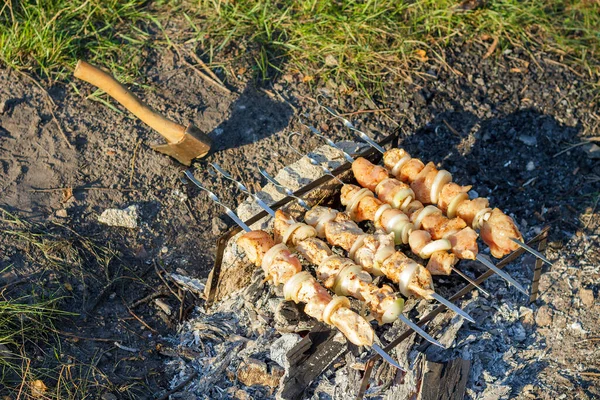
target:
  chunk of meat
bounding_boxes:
[329,306,375,346]
[295,237,332,266]
[480,208,523,258]
[382,148,409,171]
[421,213,467,240]
[426,251,458,275]
[408,229,431,255]
[437,182,471,213]
[448,227,478,260]
[324,219,364,251]
[340,184,381,222]
[375,178,413,208]
[410,162,437,204]
[267,250,302,285]
[380,252,434,299]
[456,197,490,226]
[237,231,275,266]
[399,158,425,182]
[352,157,389,192]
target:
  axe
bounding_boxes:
[74,60,212,166]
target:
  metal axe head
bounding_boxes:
[151,125,212,166]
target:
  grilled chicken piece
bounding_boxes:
[324,218,366,251]
[352,157,389,192]
[380,252,434,299]
[295,237,332,265]
[340,184,379,221]
[353,231,395,275]
[456,197,490,227]
[427,251,457,275]
[437,182,471,213]
[237,230,275,266]
[410,162,438,205]
[421,213,467,239]
[448,227,478,260]
[481,208,523,258]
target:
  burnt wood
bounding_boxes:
[420,358,471,400]
[278,323,348,400]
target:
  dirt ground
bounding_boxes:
[1,37,599,398]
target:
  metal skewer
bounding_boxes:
[304,122,491,298]
[286,132,345,185]
[182,169,405,369]
[323,104,554,269]
[510,238,553,266]
[475,254,527,295]
[210,163,275,217]
[286,135,475,324]
[258,168,311,211]
[256,169,446,348]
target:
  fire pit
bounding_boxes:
[183,127,548,400]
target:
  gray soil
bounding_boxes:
[1,36,598,399]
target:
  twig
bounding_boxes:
[114,342,140,353]
[129,138,142,187]
[442,119,461,137]
[129,286,170,308]
[51,328,119,342]
[156,370,199,400]
[584,194,599,229]
[552,139,597,158]
[483,36,499,59]
[188,49,225,85]
[179,289,186,323]
[155,260,183,302]
[29,186,137,192]
[579,372,600,378]
[126,303,158,333]
[339,108,391,117]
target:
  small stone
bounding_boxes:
[325,54,338,67]
[579,288,595,306]
[519,307,535,331]
[55,209,68,218]
[270,333,302,370]
[237,358,284,388]
[475,77,485,86]
[212,217,228,236]
[526,161,535,171]
[582,143,600,159]
[160,246,168,254]
[518,135,537,146]
[98,205,139,229]
[535,305,553,327]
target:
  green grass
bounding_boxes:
[1,0,599,89]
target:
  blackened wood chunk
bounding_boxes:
[420,358,471,400]
[278,323,347,400]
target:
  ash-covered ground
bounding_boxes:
[1,37,598,398]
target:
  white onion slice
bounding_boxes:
[286,224,317,246]
[334,264,365,296]
[375,178,395,197]
[282,223,304,245]
[374,244,396,266]
[392,188,415,209]
[323,296,351,325]
[385,213,409,244]
[419,239,452,258]
[398,262,419,297]
[283,271,313,302]
[314,209,338,237]
[447,192,469,218]
[349,234,368,260]
[382,298,405,324]
[373,204,392,228]
[413,205,442,230]
[400,195,413,212]
[402,222,414,245]
[430,170,452,204]
[261,244,288,274]
[346,188,374,218]
[391,154,412,177]
[473,207,492,230]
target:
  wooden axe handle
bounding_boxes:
[74,60,186,144]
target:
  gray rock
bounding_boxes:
[270,333,302,370]
[518,135,537,146]
[582,143,600,159]
[98,205,139,229]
